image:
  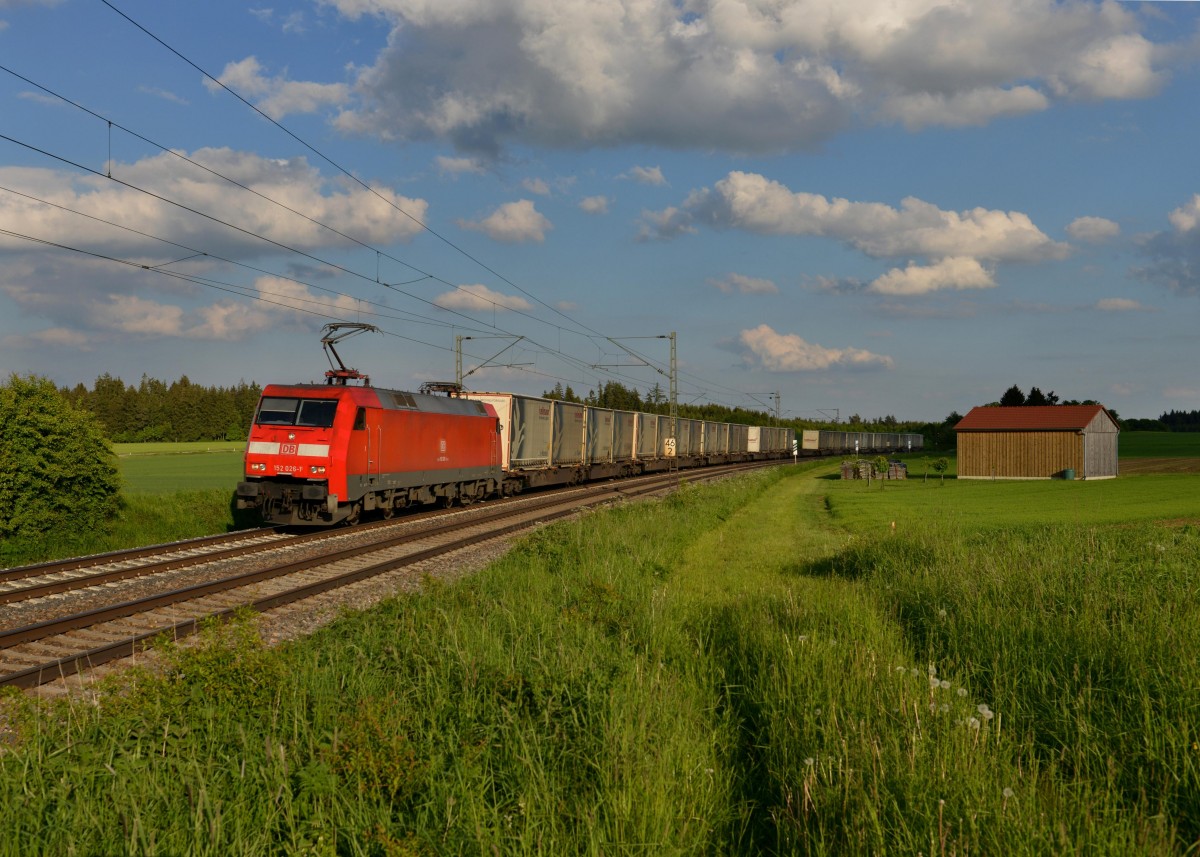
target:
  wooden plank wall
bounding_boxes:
[958,431,1083,478]
[1083,429,1119,477]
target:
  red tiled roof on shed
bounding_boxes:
[955,405,1116,432]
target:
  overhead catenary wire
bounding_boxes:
[0,66,669,394]
[0,127,677,397]
[0,224,612,392]
[3,13,785,415]
[0,182,496,337]
[97,0,608,342]
[0,61,585,337]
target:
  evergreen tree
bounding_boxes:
[999,385,1026,407]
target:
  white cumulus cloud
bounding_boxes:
[579,195,609,215]
[314,0,1178,155]
[625,166,667,186]
[458,199,552,243]
[712,273,779,295]
[1067,216,1120,243]
[739,324,893,372]
[0,148,428,259]
[435,155,485,175]
[869,257,995,295]
[1095,298,1145,312]
[206,57,350,119]
[641,171,1065,291]
[434,284,533,312]
[1168,194,1200,234]
[654,171,1067,261]
[522,177,551,196]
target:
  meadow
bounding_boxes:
[2,460,1197,855]
[1116,431,1200,458]
[114,441,245,494]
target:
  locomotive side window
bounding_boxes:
[353,407,367,430]
[255,397,339,427]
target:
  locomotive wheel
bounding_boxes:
[382,505,394,519]
[344,502,362,526]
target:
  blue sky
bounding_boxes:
[2,0,1199,422]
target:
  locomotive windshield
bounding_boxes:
[255,397,339,428]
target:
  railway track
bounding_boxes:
[1,461,779,691]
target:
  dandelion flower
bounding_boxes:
[938,608,947,618]
[957,687,968,698]
[939,703,949,713]
[977,703,990,714]
[1003,787,1014,799]
[940,680,951,690]
[967,717,980,730]
[805,758,815,766]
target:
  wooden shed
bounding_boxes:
[955,405,1119,480]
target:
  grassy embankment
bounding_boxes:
[0,442,248,567]
[2,459,1198,854]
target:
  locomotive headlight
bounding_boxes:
[309,465,326,474]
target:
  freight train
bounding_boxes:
[235,382,922,527]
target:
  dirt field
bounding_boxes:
[1119,457,1200,475]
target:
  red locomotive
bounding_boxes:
[236,324,503,526]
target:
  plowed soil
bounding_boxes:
[1119,457,1200,474]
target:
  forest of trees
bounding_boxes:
[1157,410,1200,432]
[61,374,262,443]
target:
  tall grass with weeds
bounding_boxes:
[1,464,1196,855]
[824,520,1200,849]
[0,488,254,568]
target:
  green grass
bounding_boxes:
[2,465,1197,854]
[113,441,246,456]
[113,441,246,495]
[1119,431,1200,458]
[821,466,1200,532]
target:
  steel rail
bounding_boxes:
[0,526,285,583]
[1,461,780,689]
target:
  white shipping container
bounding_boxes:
[553,401,586,465]
[586,407,615,463]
